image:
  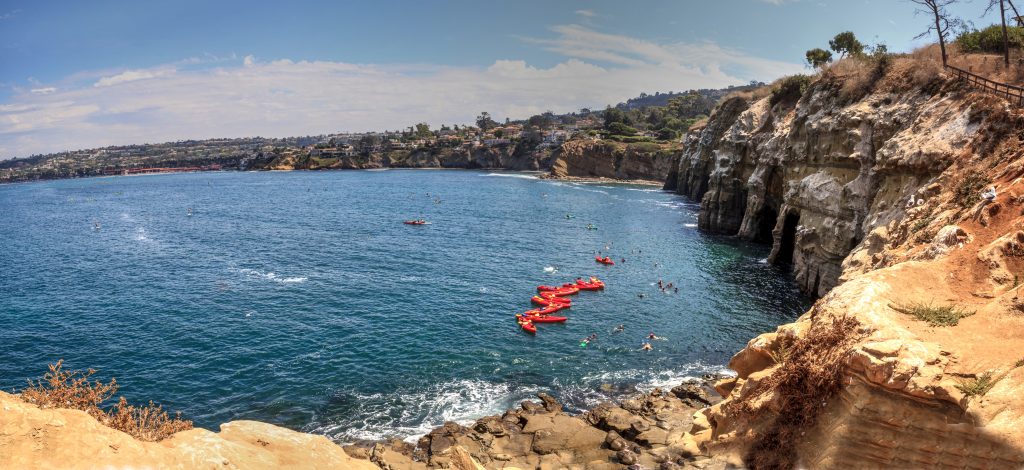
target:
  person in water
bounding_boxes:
[613,324,625,333]
[648,332,660,340]
[640,342,653,351]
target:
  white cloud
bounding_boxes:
[575,9,596,18]
[94,68,174,87]
[30,87,56,95]
[0,25,803,158]
[0,9,21,20]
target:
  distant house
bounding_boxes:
[543,130,569,146]
[484,138,511,146]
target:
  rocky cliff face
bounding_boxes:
[549,140,679,182]
[670,61,1024,468]
[669,71,978,298]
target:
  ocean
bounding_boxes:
[0,169,808,442]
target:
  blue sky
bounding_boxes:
[0,0,1006,158]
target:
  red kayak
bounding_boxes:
[537,285,561,292]
[525,303,568,316]
[539,292,573,302]
[531,295,572,307]
[572,277,605,290]
[516,317,540,335]
[546,286,579,297]
[595,256,615,265]
[519,314,567,323]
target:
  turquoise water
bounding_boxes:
[0,170,807,441]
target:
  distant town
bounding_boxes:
[0,84,761,183]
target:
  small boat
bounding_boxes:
[403,220,428,225]
[595,256,615,265]
[520,317,569,323]
[531,295,572,307]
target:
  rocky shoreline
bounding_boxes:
[348,377,735,470]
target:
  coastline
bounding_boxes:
[540,173,666,187]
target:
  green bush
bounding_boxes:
[891,302,975,327]
[953,173,990,209]
[606,135,654,143]
[626,142,662,153]
[656,127,680,141]
[956,24,1024,53]
[770,75,812,106]
[956,371,997,397]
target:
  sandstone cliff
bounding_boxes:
[668,58,1024,468]
[549,139,679,182]
[0,391,377,470]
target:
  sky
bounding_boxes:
[0,0,1007,158]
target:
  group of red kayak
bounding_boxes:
[515,277,605,334]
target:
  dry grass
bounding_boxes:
[722,83,775,104]
[735,314,863,469]
[20,360,192,441]
[947,44,1024,87]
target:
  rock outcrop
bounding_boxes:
[549,139,679,182]
[0,391,378,470]
[358,386,735,470]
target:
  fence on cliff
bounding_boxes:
[946,64,1024,106]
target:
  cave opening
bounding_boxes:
[775,212,800,266]
[755,207,778,243]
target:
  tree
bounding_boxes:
[476,112,497,131]
[607,122,638,136]
[603,106,628,130]
[414,123,432,139]
[910,0,962,66]
[986,0,1012,65]
[805,48,833,69]
[829,31,864,58]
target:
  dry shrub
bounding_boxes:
[738,315,863,469]
[21,360,118,419]
[106,396,194,441]
[20,360,192,441]
[876,56,944,94]
[723,83,774,104]
[825,56,888,103]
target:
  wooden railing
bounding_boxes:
[946,64,1024,106]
